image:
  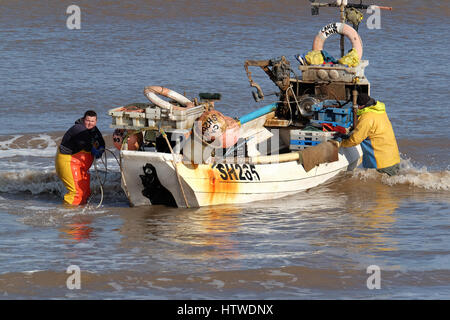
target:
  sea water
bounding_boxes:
[0,0,449,299]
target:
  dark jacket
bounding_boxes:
[59,118,105,155]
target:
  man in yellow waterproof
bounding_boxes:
[340,93,400,176]
[55,110,105,205]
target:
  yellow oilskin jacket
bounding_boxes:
[341,101,400,169]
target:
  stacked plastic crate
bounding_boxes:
[108,103,205,130]
[289,130,337,150]
[310,100,353,129]
[289,100,353,150]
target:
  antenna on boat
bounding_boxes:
[309,1,392,57]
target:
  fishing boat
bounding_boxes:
[108,1,391,208]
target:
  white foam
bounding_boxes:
[29,134,57,147]
[0,147,57,159]
[383,170,450,191]
[22,270,43,275]
[208,279,225,289]
[24,206,52,211]
[108,282,123,291]
[0,161,54,172]
[0,134,58,159]
[268,270,294,277]
[0,135,21,149]
[352,158,450,191]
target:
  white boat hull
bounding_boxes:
[119,145,362,208]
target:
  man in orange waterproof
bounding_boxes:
[340,93,401,176]
[55,110,105,205]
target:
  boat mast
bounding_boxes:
[310,1,393,57]
[310,1,348,58]
[339,2,345,57]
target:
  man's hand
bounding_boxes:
[333,132,350,140]
[91,146,105,159]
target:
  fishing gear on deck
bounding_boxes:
[244,56,295,102]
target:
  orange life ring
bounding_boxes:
[312,22,363,60]
[144,86,194,111]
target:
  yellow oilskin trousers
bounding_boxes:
[341,101,400,169]
[55,149,94,205]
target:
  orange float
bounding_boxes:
[194,110,240,149]
[112,129,143,151]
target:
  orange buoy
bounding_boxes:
[112,129,143,151]
[194,110,240,148]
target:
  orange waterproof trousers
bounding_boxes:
[55,149,94,205]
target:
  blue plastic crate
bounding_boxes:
[289,139,322,150]
[310,100,354,128]
[290,140,321,146]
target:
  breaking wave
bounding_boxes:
[351,158,450,191]
[0,169,63,195]
[0,168,123,198]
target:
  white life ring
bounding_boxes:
[335,0,348,6]
[144,86,194,111]
[312,22,363,60]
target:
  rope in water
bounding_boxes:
[88,148,122,208]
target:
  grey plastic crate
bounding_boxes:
[146,104,204,121]
[145,104,204,129]
[290,130,336,141]
[289,130,336,151]
[108,107,147,128]
[109,103,205,130]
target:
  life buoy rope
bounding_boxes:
[144,86,194,111]
[312,22,363,60]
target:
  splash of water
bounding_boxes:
[351,158,450,191]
